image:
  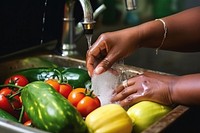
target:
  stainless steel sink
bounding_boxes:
[0,54,189,133]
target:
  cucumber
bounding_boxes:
[0,108,18,122]
[21,81,88,133]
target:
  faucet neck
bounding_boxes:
[125,0,137,10]
[61,0,95,57]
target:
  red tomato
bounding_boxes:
[68,88,101,117]
[4,74,28,91]
[0,87,12,95]
[23,120,32,127]
[0,94,14,115]
[45,79,72,99]
[45,79,60,92]
[22,111,31,123]
[59,84,73,99]
[77,96,101,117]
[0,88,22,110]
[11,95,22,109]
[68,88,85,107]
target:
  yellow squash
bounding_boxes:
[85,104,133,133]
[127,101,172,133]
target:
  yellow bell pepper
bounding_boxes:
[85,104,133,133]
[127,101,172,133]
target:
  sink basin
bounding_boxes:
[0,54,189,133]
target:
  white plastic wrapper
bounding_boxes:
[91,68,121,106]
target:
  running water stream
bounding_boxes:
[40,0,48,45]
[85,34,93,48]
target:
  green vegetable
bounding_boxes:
[127,101,172,133]
[13,67,62,82]
[12,67,91,88]
[61,67,90,88]
[21,81,88,133]
[0,108,18,122]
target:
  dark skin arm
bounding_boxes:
[86,6,200,107]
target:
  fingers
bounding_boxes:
[111,74,149,107]
[86,36,116,76]
[86,52,95,77]
[111,79,137,102]
[86,39,107,76]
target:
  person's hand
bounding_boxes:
[86,27,141,76]
[111,71,177,107]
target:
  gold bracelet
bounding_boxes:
[155,19,168,55]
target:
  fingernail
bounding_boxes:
[88,71,91,77]
[94,67,104,74]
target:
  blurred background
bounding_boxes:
[0,0,200,75]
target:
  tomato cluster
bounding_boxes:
[0,74,30,123]
[45,79,101,117]
[68,88,101,117]
[45,79,73,99]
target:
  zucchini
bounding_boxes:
[21,81,88,133]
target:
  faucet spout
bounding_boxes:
[79,0,96,34]
[125,0,137,10]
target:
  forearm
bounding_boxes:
[171,73,200,105]
[139,6,200,52]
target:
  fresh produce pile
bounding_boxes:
[0,67,173,133]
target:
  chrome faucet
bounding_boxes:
[61,0,106,57]
[60,0,135,57]
[125,0,137,10]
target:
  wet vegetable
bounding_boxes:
[68,88,101,117]
[0,108,18,122]
[12,67,91,88]
[45,79,73,99]
[127,101,172,133]
[85,104,133,133]
[21,81,88,133]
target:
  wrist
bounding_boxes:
[138,20,167,49]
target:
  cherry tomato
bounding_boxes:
[45,79,60,92]
[77,96,101,117]
[0,94,14,115]
[59,84,73,99]
[45,79,73,99]
[68,88,85,107]
[11,95,21,109]
[4,74,28,91]
[0,87,12,96]
[23,120,32,127]
[68,88,101,117]
[22,111,31,123]
[0,88,22,110]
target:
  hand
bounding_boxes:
[111,71,176,107]
[86,27,141,76]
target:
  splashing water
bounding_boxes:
[40,0,48,44]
